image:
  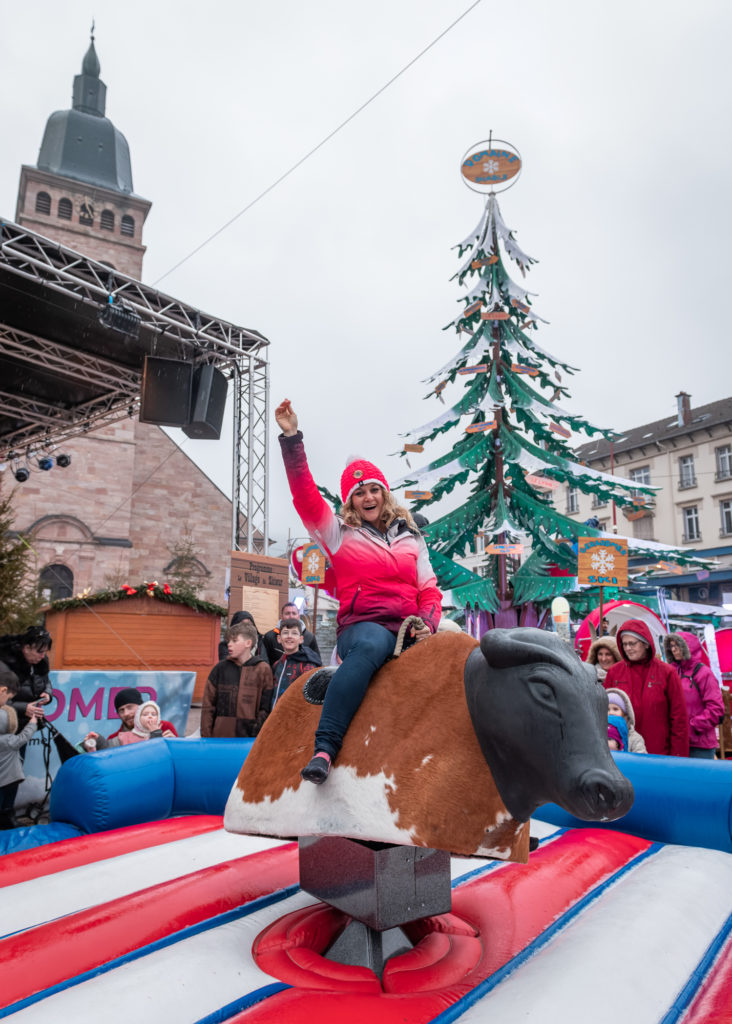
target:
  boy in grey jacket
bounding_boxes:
[0,665,43,829]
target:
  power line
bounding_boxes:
[150,0,484,288]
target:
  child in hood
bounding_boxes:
[106,700,164,747]
[606,687,647,753]
[608,715,629,751]
[664,632,724,759]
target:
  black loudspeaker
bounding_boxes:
[183,364,227,440]
[140,356,193,427]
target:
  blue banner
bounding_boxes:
[19,670,196,810]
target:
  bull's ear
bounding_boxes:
[610,625,618,636]
[588,622,597,641]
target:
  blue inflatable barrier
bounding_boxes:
[537,751,732,854]
[49,738,254,834]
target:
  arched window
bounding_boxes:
[35,192,51,215]
[100,209,115,231]
[39,564,74,601]
[58,198,72,220]
[120,215,135,237]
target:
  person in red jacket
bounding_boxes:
[275,398,442,784]
[604,619,688,757]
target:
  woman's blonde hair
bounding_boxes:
[341,486,419,533]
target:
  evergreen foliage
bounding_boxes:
[0,490,44,633]
[395,193,704,608]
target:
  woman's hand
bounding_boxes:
[411,624,431,643]
[275,399,298,437]
[162,728,175,738]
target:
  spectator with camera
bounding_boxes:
[0,626,54,729]
[0,665,44,829]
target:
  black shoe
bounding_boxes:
[301,754,331,785]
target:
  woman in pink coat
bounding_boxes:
[604,619,688,757]
[664,632,724,759]
[275,399,442,784]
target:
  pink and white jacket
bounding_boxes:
[280,432,442,636]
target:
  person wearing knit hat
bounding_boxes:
[603,619,688,757]
[606,687,647,753]
[275,398,442,784]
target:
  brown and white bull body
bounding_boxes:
[224,629,633,862]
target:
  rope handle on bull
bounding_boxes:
[393,615,427,657]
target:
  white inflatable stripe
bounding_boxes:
[1,831,288,937]
[8,889,314,1024]
[454,844,732,1024]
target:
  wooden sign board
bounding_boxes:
[577,537,628,588]
[549,421,571,438]
[301,543,327,586]
[525,473,560,491]
[511,299,530,313]
[480,310,510,320]
[486,543,523,555]
[466,420,497,434]
[405,490,433,500]
[403,443,424,453]
[457,364,488,375]
[656,561,685,575]
[461,146,522,187]
[229,552,289,634]
[471,255,499,268]
[511,364,539,376]
[463,300,482,318]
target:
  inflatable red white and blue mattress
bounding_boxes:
[1,738,732,1024]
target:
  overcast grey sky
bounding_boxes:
[1,0,730,547]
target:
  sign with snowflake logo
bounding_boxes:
[301,543,327,586]
[577,537,628,587]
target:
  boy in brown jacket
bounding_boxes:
[201,620,274,738]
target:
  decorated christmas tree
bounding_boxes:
[393,139,703,627]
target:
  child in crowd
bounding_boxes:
[608,714,629,751]
[106,700,164,746]
[607,687,647,753]
[0,667,43,829]
[272,618,323,708]
[201,620,274,737]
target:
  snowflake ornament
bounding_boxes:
[590,550,615,573]
[483,159,499,174]
[305,553,321,574]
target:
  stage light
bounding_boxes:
[38,456,54,471]
[56,453,71,468]
[98,297,141,339]
[14,465,30,483]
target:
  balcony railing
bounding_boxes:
[721,526,732,539]
[678,476,697,490]
[682,531,701,543]
[715,468,732,482]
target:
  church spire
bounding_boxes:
[72,27,106,116]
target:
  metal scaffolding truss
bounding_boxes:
[233,351,270,554]
[0,219,271,551]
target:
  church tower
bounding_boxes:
[15,31,151,278]
[8,35,233,606]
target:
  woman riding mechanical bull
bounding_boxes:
[275,398,442,784]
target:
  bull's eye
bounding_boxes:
[528,679,558,709]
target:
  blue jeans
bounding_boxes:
[689,747,716,759]
[314,621,396,760]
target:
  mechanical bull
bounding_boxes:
[224,628,633,861]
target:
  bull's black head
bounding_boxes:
[464,627,634,823]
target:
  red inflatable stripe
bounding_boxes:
[681,932,732,1023]
[232,829,651,1023]
[0,815,224,888]
[0,842,298,1012]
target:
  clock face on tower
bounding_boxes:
[78,198,94,226]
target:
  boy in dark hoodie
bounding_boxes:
[201,621,274,737]
[271,618,322,708]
